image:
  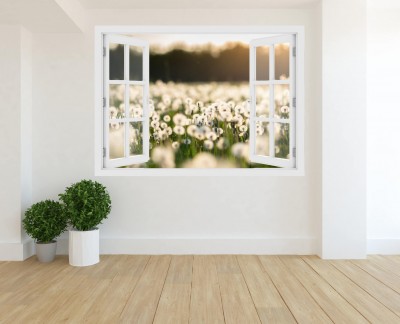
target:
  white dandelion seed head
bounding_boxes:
[183,152,217,168]
[203,140,214,150]
[173,113,188,126]
[151,120,160,129]
[151,146,175,168]
[216,137,229,150]
[206,131,218,141]
[163,115,171,122]
[172,141,180,150]
[173,125,185,136]
[187,125,197,137]
[280,106,290,114]
[109,106,118,118]
[231,143,250,161]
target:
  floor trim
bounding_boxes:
[55,237,318,255]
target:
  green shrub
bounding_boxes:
[23,200,67,243]
[59,180,112,231]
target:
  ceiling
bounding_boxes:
[79,0,320,10]
[0,0,81,32]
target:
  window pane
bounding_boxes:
[256,46,269,81]
[255,121,269,156]
[109,84,125,119]
[129,46,143,81]
[129,122,143,156]
[255,85,270,117]
[109,122,125,159]
[274,84,290,119]
[129,86,143,118]
[109,43,124,80]
[274,43,290,80]
[274,123,290,159]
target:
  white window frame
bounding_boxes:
[103,34,150,168]
[95,26,304,176]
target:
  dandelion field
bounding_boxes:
[109,81,289,168]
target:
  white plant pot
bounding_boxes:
[69,228,99,267]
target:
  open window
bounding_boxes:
[100,31,299,170]
[249,35,296,168]
[103,34,150,168]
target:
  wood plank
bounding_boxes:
[353,260,400,294]
[331,260,400,318]
[153,255,193,324]
[42,255,119,322]
[280,256,368,324]
[84,255,150,323]
[119,255,171,323]
[368,255,400,278]
[214,255,261,324]
[304,256,400,323]
[259,256,332,324]
[189,255,225,324]
[237,255,296,323]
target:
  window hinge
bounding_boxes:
[293,147,296,158]
[103,147,106,158]
[102,97,106,108]
[292,46,296,57]
[292,97,296,107]
[103,47,106,57]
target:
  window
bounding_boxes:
[103,35,150,168]
[96,27,303,175]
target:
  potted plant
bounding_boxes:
[23,200,67,263]
[59,180,111,267]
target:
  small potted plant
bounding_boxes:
[59,180,111,267]
[23,200,67,263]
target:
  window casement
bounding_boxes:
[103,34,150,168]
[249,35,296,168]
[100,30,300,171]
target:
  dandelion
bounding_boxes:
[160,122,168,129]
[151,146,175,168]
[280,106,289,114]
[216,137,229,150]
[187,125,197,137]
[173,113,188,126]
[151,120,160,129]
[163,115,171,122]
[166,127,173,135]
[173,125,185,135]
[231,143,250,161]
[182,138,191,145]
[183,152,217,168]
[239,125,248,133]
[204,140,214,150]
[109,106,118,119]
[206,131,218,141]
[152,113,160,122]
[172,141,180,150]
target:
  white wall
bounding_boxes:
[32,7,322,254]
[367,6,400,254]
[321,0,367,259]
[0,25,33,260]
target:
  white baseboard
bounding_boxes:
[0,239,35,261]
[56,237,317,255]
[367,239,400,254]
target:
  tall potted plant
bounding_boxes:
[23,200,67,263]
[59,180,111,267]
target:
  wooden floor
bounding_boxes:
[1,255,400,323]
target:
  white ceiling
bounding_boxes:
[79,0,320,10]
[0,0,81,32]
